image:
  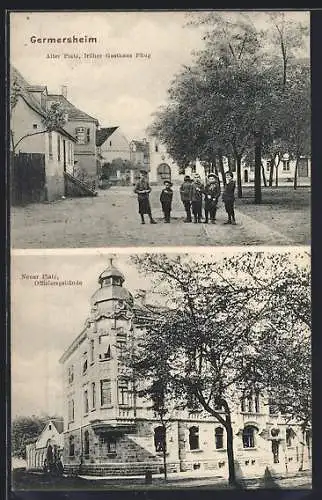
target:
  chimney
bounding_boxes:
[61,85,67,98]
[136,289,147,306]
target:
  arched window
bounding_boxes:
[242,426,256,448]
[154,426,166,452]
[215,427,224,449]
[69,435,75,457]
[189,426,199,450]
[84,430,90,456]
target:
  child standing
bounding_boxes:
[204,173,221,223]
[179,175,193,223]
[222,171,236,225]
[160,180,173,223]
[191,174,204,223]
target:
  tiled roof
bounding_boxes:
[48,94,99,124]
[96,127,118,147]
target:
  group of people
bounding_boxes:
[133,170,236,225]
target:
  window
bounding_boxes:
[242,426,256,448]
[241,398,246,413]
[189,426,199,450]
[33,123,38,129]
[84,430,90,456]
[75,127,89,144]
[68,399,74,422]
[117,340,126,364]
[155,143,159,153]
[90,339,94,364]
[247,395,253,413]
[266,160,271,172]
[191,164,196,174]
[100,379,112,406]
[268,398,278,415]
[154,426,166,452]
[254,392,260,413]
[57,135,61,161]
[82,357,88,375]
[282,159,290,171]
[109,140,112,147]
[84,390,89,414]
[48,424,52,430]
[118,380,129,406]
[99,435,116,455]
[87,128,90,143]
[215,427,224,449]
[48,132,53,159]
[91,382,96,409]
[68,365,74,384]
[69,435,75,456]
[99,336,111,360]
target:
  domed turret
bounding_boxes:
[91,259,133,308]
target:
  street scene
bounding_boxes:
[11,250,311,490]
[9,10,310,248]
[11,185,310,248]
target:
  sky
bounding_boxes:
[10,10,309,140]
[10,247,309,418]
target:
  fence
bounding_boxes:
[11,152,46,205]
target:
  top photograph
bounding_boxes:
[9,10,311,248]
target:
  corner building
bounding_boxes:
[60,263,311,477]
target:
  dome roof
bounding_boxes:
[91,286,132,305]
[98,264,125,284]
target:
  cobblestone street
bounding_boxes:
[11,186,310,248]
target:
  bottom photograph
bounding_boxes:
[10,248,311,491]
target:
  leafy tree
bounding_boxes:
[129,251,310,486]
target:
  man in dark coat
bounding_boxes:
[180,175,193,223]
[222,171,237,224]
[134,170,157,224]
[191,174,204,223]
[160,180,173,223]
[204,173,221,223]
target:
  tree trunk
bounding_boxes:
[225,415,237,487]
[217,150,226,187]
[299,428,305,471]
[275,165,279,187]
[268,157,275,187]
[254,132,262,204]
[293,154,299,190]
[228,154,235,173]
[261,162,267,187]
[162,446,168,481]
[236,154,243,198]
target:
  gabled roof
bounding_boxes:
[96,127,118,147]
[52,419,64,434]
[48,94,99,124]
[11,66,76,141]
[11,66,47,118]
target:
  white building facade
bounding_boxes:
[59,263,311,478]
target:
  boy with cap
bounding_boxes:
[204,172,221,223]
[134,170,157,224]
[222,171,237,225]
[179,175,193,223]
[191,174,204,223]
[160,180,173,223]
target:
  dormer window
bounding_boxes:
[33,123,38,129]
